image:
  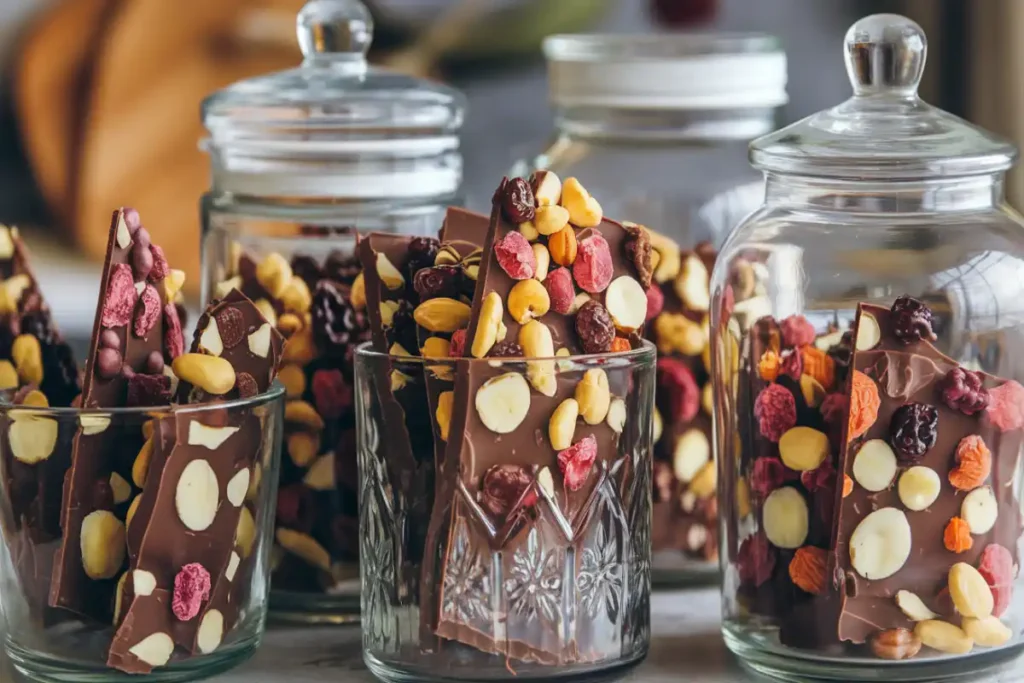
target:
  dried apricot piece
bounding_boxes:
[801,346,835,390]
[949,435,991,492]
[848,370,880,441]
[789,545,827,595]
[758,350,781,382]
[943,517,973,554]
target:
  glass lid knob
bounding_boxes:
[843,14,926,97]
[296,0,373,63]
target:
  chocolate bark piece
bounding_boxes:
[50,208,185,620]
[832,301,1024,646]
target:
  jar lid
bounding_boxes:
[750,14,1016,180]
[201,0,465,156]
[543,33,787,110]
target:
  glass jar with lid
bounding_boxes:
[200,0,465,623]
[514,32,787,583]
[715,14,1024,681]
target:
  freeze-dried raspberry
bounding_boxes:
[215,307,245,349]
[890,295,936,344]
[148,244,170,282]
[573,233,614,293]
[977,544,1015,617]
[939,367,989,416]
[737,532,776,587]
[493,231,536,280]
[163,303,184,359]
[133,284,161,338]
[101,264,138,328]
[126,373,171,407]
[235,372,258,398]
[848,370,880,441]
[657,357,699,423]
[781,315,815,348]
[986,380,1024,431]
[172,563,211,621]
[800,458,835,493]
[312,368,351,420]
[645,285,664,322]
[750,456,788,498]
[780,350,803,380]
[448,328,467,357]
[820,392,848,426]
[480,464,537,518]
[544,267,575,314]
[753,384,797,442]
[558,435,597,491]
[623,224,653,289]
[498,177,536,224]
[575,300,615,354]
[888,402,938,465]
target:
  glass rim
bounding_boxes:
[353,338,657,366]
[0,381,286,418]
[543,32,782,63]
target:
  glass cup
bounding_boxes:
[0,386,284,682]
[354,341,655,682]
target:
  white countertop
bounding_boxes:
[4,588,1023,682]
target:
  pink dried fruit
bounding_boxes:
[101,264,138,328]
[448,328,467,357]
[754,383,797,442]
[126,373,171,407]
[737,532,776,587]
[96,348,123,380]
[781,315,815,348]
[645,285,664,322]
[751,456,788,498]
[939,367,989,416]
[780,349,803,380]
[149,244,170,281]
[801,457,835,493]
[544,267,576,314]
[820,392,848,426]
[163,303,184,359]
[573,233,614,293]
[312,368,351,420]
[277,483,316,532]
[215,306,245,349]
[172,563,211,621]
[986,380,1024,431]
[558,434,598,492]
[977,544,1015,617]
[480,464,537,518]
[657,357,699,423]
[133,284,161,338]
[236,372,258,398]
[493,231,536,280]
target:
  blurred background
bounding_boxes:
[0,0,1018,341]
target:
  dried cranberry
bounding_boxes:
[148,244,170,282]
[890,295,936,345]
[623,224,653,289]
[311,280,360,352]
[499,177,536,223]
[480,464,536,518]
[888,402,938,464]
[448,329,467,358]
[413,265,462,300]
[407,237,440,279]
[657,357,699,423]
[487,341,523,358]
[737,532,776,587]
[277,484,317,533]
[939,367,989,415]
[575,300,615,354]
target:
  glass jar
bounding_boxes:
[200,0,465,623]
[514,33,787,583]
[354,342,655,682]
[0,388,285,682]
[715,14,1024,682]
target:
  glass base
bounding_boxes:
[723,622,1024,682]
[5,634,258,683]
[269,590,360,625]
[364,648,647,683]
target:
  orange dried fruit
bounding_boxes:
[801,346,835,390]
[758,350,781,382]
[789,545,828,595]
[610,337,631,353]
[943,517,973,554]
[848,370,880,441]
[949,435,992,492]
[842,473,854,498]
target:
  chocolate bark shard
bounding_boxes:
[832,302,1024,645]
[50,208,184,620]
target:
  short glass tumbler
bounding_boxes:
[354,342,655,682]
[0,387,284,682]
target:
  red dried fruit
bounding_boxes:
[406,237,440,279]
[101,264,138,328]
[480,464,537,518]
[558,434,598,491]
[977,544,1015,617]
[890,295,936,344]
[493,231,536,280]
[413,265,462,300]
[499,177,536,224]
[236,372,258,398]
[148,244,170,282]
[172,563,211,621]
[163,303,184,359]
[133,284,161,338]
[754,384,797,442]
[215,307,245,349]
[126,373,171,407]
[312,368,351,420]
[576,300,616,354]
[573,233,614,293]
[986,380,1024,431]
[820,392,848,426]
[645,285,664,322]
[780,349,803,380]
[939,367,989,415]
[145,350,164,375]
[277,483,316,532]
[657,357,699,423]
[801,458,835,493]
[448,328,467,357]
[780,315,815,348]
[544,267,576,314]
[889,402,938,465]
[751,456,787,498]
[737,532,776,587]
[623,224,653,289]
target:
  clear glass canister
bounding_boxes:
[200,0,465,623]
[515,33,786,583]
[715,14,1024,681]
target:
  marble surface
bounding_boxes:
[4,588,1023,682]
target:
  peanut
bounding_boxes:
[534,205,570,236]
[288,432,320,467]
[519,320,556,396]
[256,252,293,298]
[172,353,236,395]
[472,292,504,358]
[914,620,974,655]
[549,398,579,450]
[560,177,602,227]
[0,360,17,389]
[508,279,551,324]
[285,400,326,431]
[278,364,306,398]
[575,368,610,425]
[12,333,43,385]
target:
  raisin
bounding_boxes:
[623,224,653,289]
[323,250,361,285]
[890,295,936,345]
[406,237,440,280]
[311,280,359,352]
[499,177,536,224]
[827,331,854,382]
[413,265,462,301]
[939,367,990,416]
[388,300,419,355]
[479,464,536,518]
[290,255,324,290]
[487,341,523,358]
[888,402,938,464]
[575,300,615,354]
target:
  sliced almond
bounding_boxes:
[225,551,241,582]
[226,469,250,507]
[200,318,224,356]
[856,312,881,350]
[896,590,939,621]
[196,609,224,654]
[606,397,626,433]
[133,569,157,597]
[537,466,555,497]
[110,472,132,505]
[376,253,405,290]
[175,460,220,531]
[248,323,272,358]
[188,422,240,449]
[236,507,256,558]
